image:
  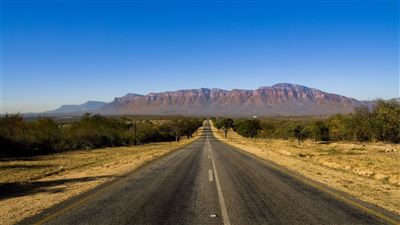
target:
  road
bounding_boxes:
[21,121,399,225]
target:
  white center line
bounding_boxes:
[208,139,231,225]
[209,169,214,182]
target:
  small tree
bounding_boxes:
[293,124,308,145]
[215,118,234,138]
[168,119,183,142]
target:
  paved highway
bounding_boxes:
[21,121,399,225]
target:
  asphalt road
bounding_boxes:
[21,121,399,225]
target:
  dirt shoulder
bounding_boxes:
[0,131,201,225]
[210,122,400,215]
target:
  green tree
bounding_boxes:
[372,100,400,143]
[234,119,261,138]
[347,107,373,142]
[293,124,308,145]
[309,120,330,142]
[327,114,348,141]
[31,118,62,152]
[215,118,234,138]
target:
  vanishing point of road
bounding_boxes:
[21,121,400,225]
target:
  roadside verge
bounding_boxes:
[210,121,400,222]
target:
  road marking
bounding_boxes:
[209,169,214,182]
[208,140,231,225]
[208,154,210,159]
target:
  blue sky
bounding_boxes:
[2,0,399,113]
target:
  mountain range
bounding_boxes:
[43,83,370,116]
[45,101,107,114]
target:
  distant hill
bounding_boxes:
[45,101,107,114]
[98,83,363,116]
[41,83,387,116]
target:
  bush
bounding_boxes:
[234,119,261,138]
[309,120,330,142]
[372,100,400,143]
[234,100,400,144]
[293,124,309,144]
[0,114,203,157]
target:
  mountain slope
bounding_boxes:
[99,83,363,116]
[46,101,107,114]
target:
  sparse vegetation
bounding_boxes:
[0,114,203,157]
[213,100,400,144]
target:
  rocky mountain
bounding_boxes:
[46,101,107,114]
[98,83,363,116]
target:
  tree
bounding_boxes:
[372,100,400,143]
[347,107,373,142]
[215,118,234,138]
[293,124,308,145]
[168,119,183,142]
[181,118,202,139]
[234,119,261,138]
[309,120,330,142]
[31,118,62,152]
[327,114,348,141]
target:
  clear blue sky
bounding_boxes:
[2,0,399,113]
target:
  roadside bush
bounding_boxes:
[0,114,203,157]
[309,120,330,142]
[234,119,261,138]
[233,100,400,144]
[372,100,400,143]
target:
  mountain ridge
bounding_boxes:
[42,83,381,116]
[97,83,362,116]
[45,101,107,114]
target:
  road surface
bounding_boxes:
[21,121,399,225]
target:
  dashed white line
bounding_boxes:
[209,169,214,182]
[208,139,231,225]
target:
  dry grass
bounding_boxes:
[210,122,400,215]
[0,130,201,225]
